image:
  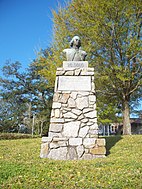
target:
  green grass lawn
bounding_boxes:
[0,135,142,189]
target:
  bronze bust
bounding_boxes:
[63,36,87,61]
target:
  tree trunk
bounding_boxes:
[32,115,35,136]
[122,99,131,135]
[40,121,43,137]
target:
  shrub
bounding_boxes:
[0,133,40,140]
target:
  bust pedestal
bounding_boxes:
[40,61,106,160]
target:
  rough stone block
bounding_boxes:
[83,108,92,114]
[89,105,94,108]
[50,142,59,149]
[96,138,106,146]
[40,143,49,158]
[84,110,97,118]
[75,69,81,75]
[89,134,98,138]
[63,121,80,137]
[78,92,89,96]
[64,112,77,119]
[89,95,96,102]
[63,107,71,111]
[50,141,67,148]
[81,118,89,123]
[52,102,61,109]
[90,123,98,130]
[58,141,68,147]
[70,92,77,99]
[53,93,60,102]
[68,98,76,108]
[62,110,67,114]
[91,76,94,81]
[91,82,95,91]
[59,93,70,103]
[92,155,106,158]
[51,110,54,117]
[76,97,89,110]
[54,77,58,92]
[63,91,71,93]
[71,109,82,116]
[78,114,84,121]
[81,153,93,160]
[87,68,94,72]
[80,123,86,127]
[62,104,68,108]
[89,118,97,123]
[50,118,64,123]
[56,70,65,75]
[48,132,62,138]
[69,138,82,146]
[79,126,89,138]
[85,72,94,76]
[41,137,52,143]
[87,122,94,126]
[57,68,64,71]
[83,138,96,148]
[49,124,63,132]
[54,109,60,118]
[89,129,98,135]
[53,137,68,142]
[80,70,94,76]
[90,147,106,155]
[67,147,77,160]
[85,148,89,153]
[65,70,74,75]
[76,145,84,158]
[93,104,97,109]
[48,147,68,160]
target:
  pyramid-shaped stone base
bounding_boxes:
[40,61,106,160]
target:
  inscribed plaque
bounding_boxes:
[58,76,91,91]
[63,61,88,69]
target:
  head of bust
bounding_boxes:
[70,36,81,49]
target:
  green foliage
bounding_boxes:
[36,47,63,89]
[0,133,40,140]
[0,135,142,188]
[37,0,142,134]
[0,61,52,135]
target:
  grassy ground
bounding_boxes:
[0,135,142,189]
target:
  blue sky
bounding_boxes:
[0,0,66,72]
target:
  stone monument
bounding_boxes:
[40,36,106,160]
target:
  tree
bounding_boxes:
[36,47,63,89]
[27,60,53,134]
[38,0,141,135]
[0,61,52,134]
[0,62,28,132]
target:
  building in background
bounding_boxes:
[99,115,142,135]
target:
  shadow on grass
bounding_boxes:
[100,135,122,156]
